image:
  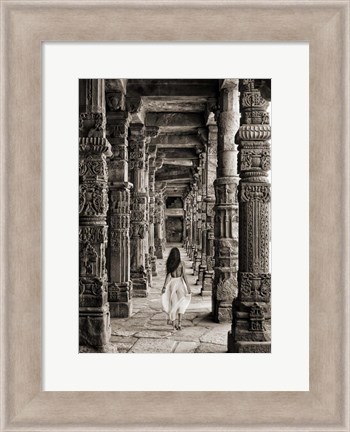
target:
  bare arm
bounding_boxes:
[181,262,191,294]
[162,273,171,294]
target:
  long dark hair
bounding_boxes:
[166,247,181,274]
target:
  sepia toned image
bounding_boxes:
[79,79,271,354]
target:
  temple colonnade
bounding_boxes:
[79,78,271,353]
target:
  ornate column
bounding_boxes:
[184,194,193,256]
[202,118,218,296]
[129,124,149,297]
[106,100,133,318]
[79,79,112,350]
[143,142,151,286]
[228,79,271,353]
[154,183,166,259]
[213,79,239,322]
[194,192,202,275]
[197,152,207,283]
[148,144,158,276]
[191,182,199,271]
[144,128,159,286]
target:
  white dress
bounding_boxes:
[161,264,191,322]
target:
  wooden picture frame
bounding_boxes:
[1,1,349,430]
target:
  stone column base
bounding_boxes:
[151,256,157,276]
[146,269,152,286]
[109,301,132,318]
[227,332,271,353]
[201,271,213,296]
[108,281,133,318]
[194,257,201,275]
[155,248,163,259]
[197,264,206,285]
[79,304,111,347]
[132,278,149,297]
[212,300,232,323]
[190,247,196,262]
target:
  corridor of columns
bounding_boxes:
[79,78,271,353]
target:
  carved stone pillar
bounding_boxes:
[202,119,218,296]
[228,79,271,353]
[183,198,189,251]
[194,194,202,276]
[129,124,148,297]
[184,195,192,256]
[191,183,199,271]
[197,152,207,283]
[148,145,158,276]
[144,128,159,285]
[155,184,166,259]
[106,107,133,318]
[144,144,151,286]
[79,79,112,350]
[213,79,239,322]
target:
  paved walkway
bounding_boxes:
[110,244,230,353]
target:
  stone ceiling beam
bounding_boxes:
[146,112,205,129]
[157,148,198,159]
[156,172,192,182]
[163,159,193,166]
[127,79,218,97]
[152,133,203,148]
[165,177,192,182]
[141,96,208,113]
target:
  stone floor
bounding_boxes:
[110,244,230,353]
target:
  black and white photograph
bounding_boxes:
[79,78,271,354]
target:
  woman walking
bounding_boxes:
[161,247,191,330]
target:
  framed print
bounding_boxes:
[1,1,349,430]
[42,44,309,392]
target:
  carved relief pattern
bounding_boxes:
[79,182,108,216]
[239,183,271,203]
[249,303,265,331]
[215,181,238,205]
[79,226,108,244]
[239,272,271,301]
[79,225,109,295]
[79,278,104,297]
[259,202,270,273]
[79,137,111,155]
[79,156,108,179]
[79,112,105,136]
[109,188,131,250]
[239,149,271,172]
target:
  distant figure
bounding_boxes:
[161,247,191,330]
